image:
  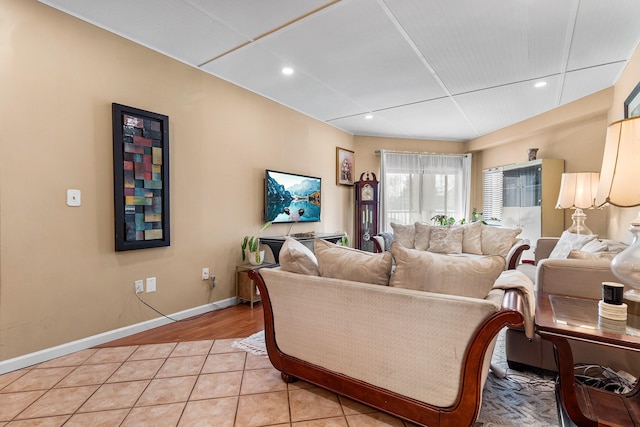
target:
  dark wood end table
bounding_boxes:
[536,292,640,426]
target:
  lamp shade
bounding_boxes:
[595,117,640,208]
[555,172,599,209]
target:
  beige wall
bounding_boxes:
[0,1,353,361]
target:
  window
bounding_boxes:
[482,167,503,224]
[380,151,471,231]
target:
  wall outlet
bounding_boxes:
[146,277,156,292]
[202,267,210,280]
[134,280,144,294]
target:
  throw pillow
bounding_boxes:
[314,239,393,286]
[461,221,483,255]
[391,222,416,248]
[428,226,463,254]
[568,249,616,261]
[389,243,505,299]
[580,239,608,254]
[278,237,320,276]
[481,225,522,258]
[549,231,597,259]
[414,222,431,251]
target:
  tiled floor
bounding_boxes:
[0,338,411,426]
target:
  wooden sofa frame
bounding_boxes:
[249,270,525,427]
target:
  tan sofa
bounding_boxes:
[507,237,640,376]
[249,237,533,427]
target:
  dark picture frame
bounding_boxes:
[112,103,170,251]
[624,81,640,118]
[336,147,355,186]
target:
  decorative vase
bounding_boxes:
[528,148,539,161]
[248,250,265,266]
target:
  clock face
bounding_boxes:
[362,184,374,201]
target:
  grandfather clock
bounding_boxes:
[355,172,379,252]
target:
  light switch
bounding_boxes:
[67,189,81,206]
[146,277,156,293]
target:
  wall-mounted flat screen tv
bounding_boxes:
[265,170,321,224]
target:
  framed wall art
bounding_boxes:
[112,103,170,251]
[336,147,355,186]
[624,81,640,118]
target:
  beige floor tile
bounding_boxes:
[16,385,98,419]
[190,371,243,400]
[0,390,46,421]
[63,408,129,426]
[55,363,121,388]
[107,359,164,383]
[209,339,238,354]
[338,395,378,415]
[292,417,349,427]
[5,415,70,426]
[2,368,74,393]
[120,402,184,427]
[244,353,273,370]
[235,391,290,427]
[128,343,177,361]
[84,347,137,365]
[36,349,98,369]
[0,370,30,392]
[136,376,197,406]
[240,367,287,395]
[287,380,316,391]
[178,396,238,427]
[289,387,343,423]
[345,412,405,427]
[155,355,206,378]
[201,352,246,374]
[78,381,148,412]
[170,340,213,357]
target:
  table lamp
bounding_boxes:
[595,116,640,302]
[555,172,599,235]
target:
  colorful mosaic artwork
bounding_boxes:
[122,114,164,242]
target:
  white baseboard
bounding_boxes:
[0,297,238,375]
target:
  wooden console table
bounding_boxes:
[259,233,344,263]
[536,292,640,426]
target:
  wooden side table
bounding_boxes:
[536,292,640,426]
[236,263,274,309]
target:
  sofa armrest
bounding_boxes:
[536,258,616,299]
[535,238,559,264]
[506,239,530,270]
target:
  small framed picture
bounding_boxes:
[336,147,355,186]
[624,81,640,118]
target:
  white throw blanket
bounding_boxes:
[492,270,536,339]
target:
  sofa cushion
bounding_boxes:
[389,243,505,299]
[314,239,392,286]
[549,231,597,259]
[391,222,416,248]
[481,225,522,257]
[428,226,463,254]
[568,249,616,261]
[462,221,483,255]
[414,222,431,251]
[279,236,320,276]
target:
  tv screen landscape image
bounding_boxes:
[265,170,321,224]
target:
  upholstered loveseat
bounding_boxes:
[372,221,530,270]
[249,237,534,427]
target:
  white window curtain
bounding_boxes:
[380,150,472,231]
[482,167,503,224]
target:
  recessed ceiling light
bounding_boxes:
[365,114,373,120]
[282,67,294,75]
[534,81,547,88]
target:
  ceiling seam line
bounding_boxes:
[556,0,581,106]
[376,0,480,135]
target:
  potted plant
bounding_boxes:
[241,222,272,265]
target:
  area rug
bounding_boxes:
[234,329,559,426]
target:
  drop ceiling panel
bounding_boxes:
[186,0,334,40]
[567,0,640,71]
[385,0,576,94]
[561,62,625,105]
[330,98,478,141]
[258,0,447,111]
[201,43,364,120]
[39,0,248,66]
[455,76,564,136]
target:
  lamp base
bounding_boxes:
[566,208,593,235]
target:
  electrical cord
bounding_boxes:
[135,292,227,323]
[574,364,637,394]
